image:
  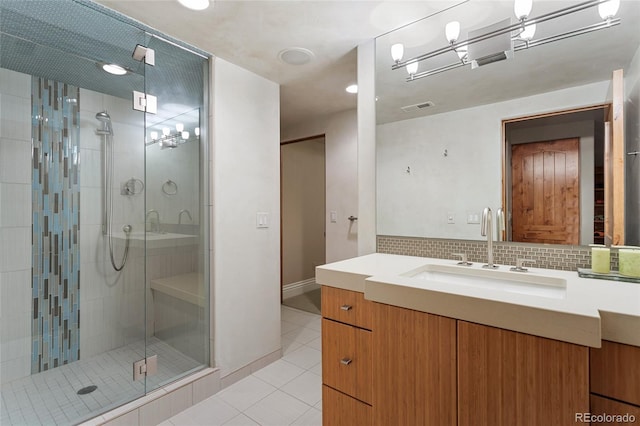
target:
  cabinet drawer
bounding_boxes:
[591,340,640,406]
[322,385,371,426]
[321,286,373,330]
[322,319,372,404]
[590,394,640,425]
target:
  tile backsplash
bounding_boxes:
[377,235,619,271]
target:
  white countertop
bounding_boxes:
[316,253,640,348]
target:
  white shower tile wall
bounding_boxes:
[0,69,149,386]
[0,68,32,383]
[78,88,146,360]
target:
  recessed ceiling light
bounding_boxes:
[278,47,314,65]
[101,63,128,75]
[346,84,358,94]
[177,0,210,10]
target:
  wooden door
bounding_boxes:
[604,69,625,245]
[511,138,580,244]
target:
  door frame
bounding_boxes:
[279,134,326,303]
[501,104,609,243]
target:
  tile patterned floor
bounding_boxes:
[160,306,322,426]
[0,338,202,426]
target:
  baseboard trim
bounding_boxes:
[283,278,318,300]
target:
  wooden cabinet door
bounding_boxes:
[372,303,457,426]
[591,340,640,406]
[458,321,589,426]
[322,385,372,426]
[590,395,640,425]
[322,319,372,404]
[321,286,373,330]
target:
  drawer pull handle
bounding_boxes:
[340,358,352,366]
[340,305,352,311]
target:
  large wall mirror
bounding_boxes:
[375,0,640,246]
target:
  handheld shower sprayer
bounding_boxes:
[95,111,130,271]
[95,111,113,135]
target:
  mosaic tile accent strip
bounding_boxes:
[31,77,81,373]
[376,235,615,271]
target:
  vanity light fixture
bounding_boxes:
[519,21,537,41]
[514,0,533,20]
[445,21,461,44]
[177,0,210,11]
[598,0,620,20]
[391,0,622,82]
[146,124,199,149]
[391,43,404,63]
[406,62,419,79]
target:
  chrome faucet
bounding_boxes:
[146,209,161,233]
[481,207,498,269]
[178,209,192,225]
[496,208,506,242]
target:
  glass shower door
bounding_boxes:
[142,34,209,392]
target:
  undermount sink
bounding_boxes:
[403,264,567,299]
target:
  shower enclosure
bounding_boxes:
[0,1,210,424]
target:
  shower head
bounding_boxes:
[95,111,113,135]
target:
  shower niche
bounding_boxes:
[0,1,210,424]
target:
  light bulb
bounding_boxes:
[445,21,460,43]
[102,63,127,75]
[181,131,189,139]
[514,0,533,20]
[176,123,184,132]
[150,131,158,140]
[162,127,170,136]
[177,0,210,11]
[345,84,358,94]
[406,62,419,76]
[519,22,536,40]
[391,43,404,63]
[195,127,200,136]
[598,0,620,20]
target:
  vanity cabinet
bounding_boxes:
[458,321,589,425]
[372,302,457,426]
[321,286,373,425]
[320,285,605,426]
[590,340,640,421]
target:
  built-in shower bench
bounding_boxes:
[150,272,205,307]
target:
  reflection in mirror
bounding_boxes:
[145,108,201,231]
[375,0,640,246]
[503,107,604,245]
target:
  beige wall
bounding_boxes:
[281,138,326,284]
[282,109,359,263]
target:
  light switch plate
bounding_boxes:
[330,211,337,223]
[257,212,269,228]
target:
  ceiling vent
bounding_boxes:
[467,18,514,69]
[401,101,435,113]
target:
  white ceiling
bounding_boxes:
[95,0,639,131]
[95,0,464,131]
[376,0,640,123]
